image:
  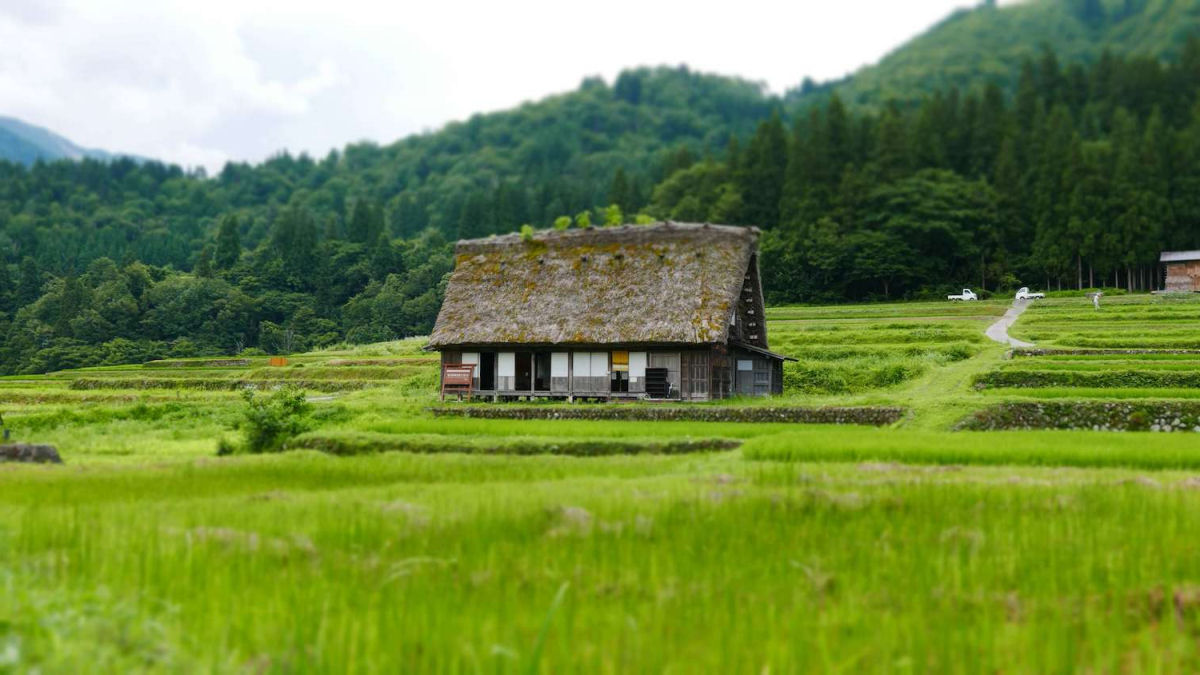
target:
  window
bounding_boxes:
[629,352,647,379]
[589,352,609,377]
[737,359,754,372]
[551,353,569,377]
[572,352,610,393]
[689,352,709,396]
[497,353,515,377]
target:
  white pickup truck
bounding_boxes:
[1015,287,1045,300]
[947,288,978,301]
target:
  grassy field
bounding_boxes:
[5,294,1200,671]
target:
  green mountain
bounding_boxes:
[826,0,1200,108]
[0,116,121,165]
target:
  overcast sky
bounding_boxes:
[0,0,1015,172]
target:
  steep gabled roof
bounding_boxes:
[428,222,759,348]
[1161,250,1200,263]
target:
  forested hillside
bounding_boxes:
[657,42,1200,303]
[0,67,776,373]
[0,0,1199,374]
[829,0,1200,108]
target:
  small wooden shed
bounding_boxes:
[426,222,792,401]
[1161,251,1200,292]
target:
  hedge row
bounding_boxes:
[973,370,1200,389]
[427,405,905,426]
[325,358,435,366]
[1013,348,1200,357]
[782,361,926,394]
[143,359,253,368]
[1066,339,1200,349]
[957,402,1200,432]
[69,378,373,392]
[288,432,741,457]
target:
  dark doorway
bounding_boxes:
[610,371,629,392]
[479,352,496,391]
[515,352,532,391]
[534,352,551,392]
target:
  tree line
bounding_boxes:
[1,43,1199,372]
[648,40,1200,303]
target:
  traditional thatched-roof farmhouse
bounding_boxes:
[1161,250,1200,292]
[427,222,792,401]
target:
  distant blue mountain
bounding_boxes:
[0,115,133,165]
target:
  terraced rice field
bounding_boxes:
[981,294,1200,398]
[6,295,1200,671]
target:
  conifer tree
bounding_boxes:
[347,199,376,244]
[736,111,788,227]
[608,168,634,216]
[457,193,492,239]
[271,206,320,289]
[15,257,41,309]
[824,94,852,176]
[874,101,910,182]
[369,231,400,281]
[194,246,214,278]
[215,215,241,270]
[0,262,13,314]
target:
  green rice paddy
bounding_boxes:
[4,294,1200,671]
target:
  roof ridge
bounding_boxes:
[455,221,758,252]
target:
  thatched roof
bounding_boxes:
[428,222,759,348]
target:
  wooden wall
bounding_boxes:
[1165,261,1200,292]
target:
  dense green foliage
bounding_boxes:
[830,0,1200,109]
[667,44,1200,303]
[228,387,313,454]
[0,67,775,373]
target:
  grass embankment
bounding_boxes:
[743,426,1200,470]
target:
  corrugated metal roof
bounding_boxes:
[1161,250,1200,262]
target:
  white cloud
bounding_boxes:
[0,0,1012,172]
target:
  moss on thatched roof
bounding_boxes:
[428,222,758,347]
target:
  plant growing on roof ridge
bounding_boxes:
[574,211,591,228]
[520,224,536,241]
[603,204,623,226]
[552,216,572,231]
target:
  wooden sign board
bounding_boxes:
[441,363,477,401]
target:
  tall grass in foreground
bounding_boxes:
[6,453,1200,672]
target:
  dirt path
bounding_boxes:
[985,300,1034,348]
